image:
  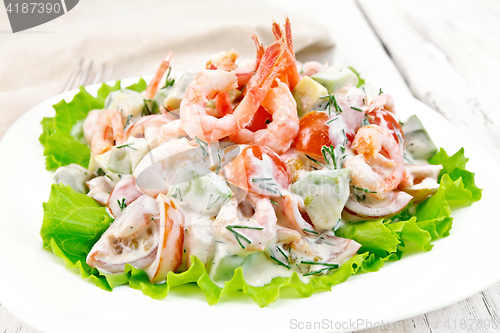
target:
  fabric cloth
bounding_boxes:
[0,0,335,139]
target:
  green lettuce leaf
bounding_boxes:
[40,184,114,290]
[40,184,366,307]
[39,80,147,171]
[39,83,483,307]
[337,220,399,257]
[124,78,148,93]
[429,148,482,205]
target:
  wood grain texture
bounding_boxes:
[358,0,500,163]
[357,0,500,332]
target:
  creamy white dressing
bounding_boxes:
[106,89,145,119]
[245,150,287,197]
[292,169,350,230]
[53,164,92,193]
[78,76,428,288]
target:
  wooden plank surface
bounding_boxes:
[357,0,500,332]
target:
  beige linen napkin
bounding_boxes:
[0,0,335,140]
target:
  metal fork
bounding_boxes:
[60,59,114,93]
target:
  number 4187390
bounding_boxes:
[6,2,61,14]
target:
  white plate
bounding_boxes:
[0,77,498,333]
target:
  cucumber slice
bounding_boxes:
[311,65,359,94]
[402,115,438,161]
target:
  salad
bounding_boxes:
[39,18,481,307]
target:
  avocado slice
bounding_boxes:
[292,76,328,118]
[401,115,438,161]
[107,146,132,175]
[311,65,359,94]
[105,89,145,118]
[163,72,199,113]
[292,168,350,230]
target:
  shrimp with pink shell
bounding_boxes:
[46,17,473,300]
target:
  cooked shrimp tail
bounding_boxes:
[233,41,286,128]
[145,51,173,100]
[91,109,124,155]
[252,34,265,71]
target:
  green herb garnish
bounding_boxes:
[303,228,318,235]
[194,136,209,162]
[305,154,326,168]
[162,67,175,89]
[172,187,183,201]
[206,194,221,210]
[117,197,127,211]
[353,186,377,194]
[123,115,133,129]
[270,255,291,269]
[226,225,263,249]
[116,143,137,150]
[251,177,273,182]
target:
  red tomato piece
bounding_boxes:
[246,106,273,132]
[224,145,291,195]
[293,111,331,157]
[367,109,404,145]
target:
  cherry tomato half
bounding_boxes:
[224,145,291,196]
[367,109,403,145]
[294,111,331,157]
[246,106,273,132]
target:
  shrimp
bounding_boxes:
[206,49,240,71]
[206,49,254,88]
[179,69,239,141]
[125,114,171,140]
[252,34,265,71]
[146,194,184,283]
[232,41,289,129]
[368,93,395,114]
[145,52,173,100]
[231,80,299,154]
[83,109,101,144]
[214,194,277,252]
[271,17,300,90]
[301,61,326,77]
[91,109,124,155]
[335,84,367,138]
[159,119,187,142]
[344,124,405,199]
[86,175,116,205]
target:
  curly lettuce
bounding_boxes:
[337,147,481,274]
[39,79,148,170]
[39,81,482,307]
[41,185,365,307]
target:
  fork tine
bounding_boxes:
[79,60,93,87]
[104,64,114,83]
[92,64,106,85]
[61,58,83,93]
